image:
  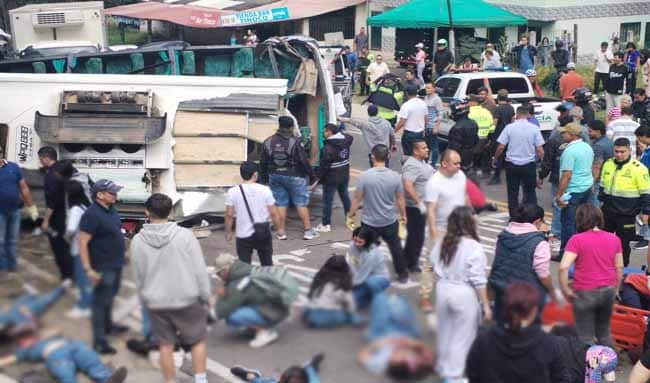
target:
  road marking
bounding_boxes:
[274,254,305,262]
[290,249,312,257]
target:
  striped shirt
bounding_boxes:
[607,117,640,158]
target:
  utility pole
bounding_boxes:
[447,0,455,63]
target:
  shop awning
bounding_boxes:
[367,0,527,29]
[105,2,224,29]
[220,0,364,26]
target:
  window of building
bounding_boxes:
[620,22,641,44]
[0,124,7,157]
[309,7,356,41]
[370,11,383,50]
[487,28,505,45]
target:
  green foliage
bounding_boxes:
[107,24,149,46]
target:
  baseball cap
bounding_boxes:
[91,179,123,195]
[555,101,574,112]
[497,89,509,100]
[567,62,576,69]
[214,253,236,273]
[415,42,424,49]
[559,123,582,136]
[525,69,537,77]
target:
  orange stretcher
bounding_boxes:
[541,301,650,351]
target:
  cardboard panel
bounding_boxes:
[174,163,240,188]
[248,116,277,142]
[173,137,245,162]
[173,111,247,136]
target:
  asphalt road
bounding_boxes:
[0,99,637,383]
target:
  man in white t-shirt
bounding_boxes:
[225,162,278,266]
[366,54,390,85]
[395,86,429,158]
[420,149,469,305]
[594,41,613,95]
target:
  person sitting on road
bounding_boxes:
[214,253,297,349]
[230,354,324,383]
[303,255,360,329]
[346,226,390,309]
[357,292,435,380]
[0,281,70,331]
[0,321,128,383]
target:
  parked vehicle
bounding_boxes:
[435,71,561,142]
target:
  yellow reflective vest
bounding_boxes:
[468,105,495,139]
[600,157,650,216]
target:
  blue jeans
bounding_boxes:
[590,182,601,207]
[367,292,419,342]
[353,276,390,310]
[560,188,593,254]
[0,286,64,327]
[401,130,425,156]
[302,308,360,329]
[251,366,320,383]
[321,182,351,226]
[226,307,268,329]
[0,209,21,271]
[550,183,561,238]
[91,269,122,346]
[72,255,92,310]
[269,174,309,208]
[141,301,151,340]
[46,340,113,383]
[426,131,439,166]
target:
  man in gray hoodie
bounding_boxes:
[130,193,211,383]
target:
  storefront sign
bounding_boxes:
[220,7,290,27]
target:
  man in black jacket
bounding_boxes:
[447,99,478,174]
[260,116,317,240]
[314,124,353,233]
[633,88,650,126]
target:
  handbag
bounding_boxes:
[239,185,271,241]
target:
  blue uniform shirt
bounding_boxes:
[0,161,24,213]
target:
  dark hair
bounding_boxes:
[405,69,414,75]
[614,137,631,147]
[575,204,604,233]
[308,255,353,299]
[37,146,57,161]
[601,41,608,48]
[621,106,634,116]
[371,144,388,162]
[636,125,650,138]
[635,88,646,96]
[627,42,637,50]
[614,51,624,59]
[405,85,418,96]
[278,366,308,383]
[513,204,544,224]
[239,161,258,181]
[516,105,530,116]
[145,193,173,219]
[387,362,411,380]
[367,104,378,116]
[352,226,380,249]
[477,86,488,93]
[324,123,338,134]
[497,89,509,101]
[65,180,90,208]
[440,206,479,266]
[279,116,293,130]
[51,160,70,178]
[410,138,427,149]
[503,281,540,333]
[588,120,607,135]
[56,159,76,179]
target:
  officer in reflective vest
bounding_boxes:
[468,94,496,176]
[599,137,650,266]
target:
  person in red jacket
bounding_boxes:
[466,178,497,214]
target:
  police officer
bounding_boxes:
[600,137,650,266]
[468,94,495,177]
[572,87,595,126]
[260,116,317,240]
[447,99,479,174]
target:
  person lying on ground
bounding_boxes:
[0,321,128,383]
[0,281,70,332]
[346,227,390,309]
[214,253,298,349]
[230,353,324,383]
[357,292,434,381]
[303,255,360,329]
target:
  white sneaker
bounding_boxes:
[303,228,319,240]
[276,233,288,240]
[66,306,91,319]
[315,224,331,233]
[249,329,279,348]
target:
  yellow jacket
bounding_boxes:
[468,105,495,139]
[600,157,650,216]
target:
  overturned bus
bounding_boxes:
[0,36,336,220]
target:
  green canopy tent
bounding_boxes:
[367,0,527,70]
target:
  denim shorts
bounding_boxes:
[638,220,650,240]
[269,174,309,208]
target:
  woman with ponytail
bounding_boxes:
[430,206,491,381]
[466,282,568,383]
